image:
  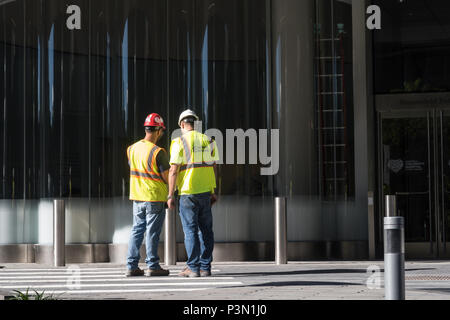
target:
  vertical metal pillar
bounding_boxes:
[164,208,177,266]
[368,191,376,260]
[53,200,65,267]
[384,196,405,300]
[275,197,287,265]
[385,195,397,217]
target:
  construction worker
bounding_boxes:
[125,113,170,277]
[167,109,219,278]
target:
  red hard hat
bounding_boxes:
[144,113,166,129]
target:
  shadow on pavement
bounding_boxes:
[417,288,450,294]
[221,280,361,288]
[220,268,435,277]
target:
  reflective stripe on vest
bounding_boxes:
[172,132,216,195]
[129,145,163,181]
[130,170,162,181]
[128,141,167,202]
[179,135,214,172]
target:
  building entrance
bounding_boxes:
[379,109,450,258]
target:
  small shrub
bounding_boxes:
[9,288,60,300]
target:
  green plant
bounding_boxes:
[9,288,59,300]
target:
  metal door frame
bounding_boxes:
[376,93,450,258]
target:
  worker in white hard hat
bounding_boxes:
[167,109,219,277]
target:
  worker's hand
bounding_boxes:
[167,198,176,210]
[211,194,218,206]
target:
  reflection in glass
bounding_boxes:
[314,0,355,202]
[374,0,450,93]
[382,116,431,242]
[0,0,273,245]
[1,0,359,252]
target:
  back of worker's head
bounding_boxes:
[181,116,196,129]
[145,126,163,134]
[143,113,166,142]
[178,109,199,128]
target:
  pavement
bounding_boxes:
[1,261,450,300]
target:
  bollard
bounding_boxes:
[164,208,177,266]
[385,195,397,217]
[275,197,287,265]
[53,199,65,267]
[384,196,405,300]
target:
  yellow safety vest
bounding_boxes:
[127,140,168,202]
[170,131,218,195]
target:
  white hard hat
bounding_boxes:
[178,109,199,126]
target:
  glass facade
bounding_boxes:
[374,0,450,94]
[374,0,450,258]
[0,0,361,257]
[0,0,272,245]
[315,0,355,201]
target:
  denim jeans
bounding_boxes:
[178,192,214,273]
[126,201,166,270]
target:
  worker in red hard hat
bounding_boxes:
[125,113,171,277]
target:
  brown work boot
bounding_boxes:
[125,268,145,277]
[178,266,200,278]
[145,268,170,277]
[200,270,212,277]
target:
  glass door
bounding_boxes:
[438,110,450,256]
[379,109,450,258]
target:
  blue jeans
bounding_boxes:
[178,192,215,273]
[126,201,166,270]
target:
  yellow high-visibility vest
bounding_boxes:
[127,140,168,202]
[169,131,219,195]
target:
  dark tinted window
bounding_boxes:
[374,0,450,93]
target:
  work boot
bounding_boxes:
[125,268,145,277]
[146,268,170,277]
[178,266,200,278]
[200,270,212,277]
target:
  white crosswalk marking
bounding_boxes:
[0,267,242,297]
[37,288,207,294]
[0,268,221,273]
[0,277,235,283]
[1,281,242,289]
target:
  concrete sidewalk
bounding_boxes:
[1,261,450,300]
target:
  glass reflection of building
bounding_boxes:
[4,0,447,262]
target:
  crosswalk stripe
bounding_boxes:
[0,275,135,279]
[0,277,235,283]
[0,268,221,272]
[0,281,243,289]
[0,274,214,279]
[0,268,128,272]
[0,266,240,297]
[0,270,220,276]
[38,288,208,294]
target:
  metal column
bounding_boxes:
[385,195,397,217]
[384,195,405,300]
[164,208,177,266]
[275,197,287,265]
[53,200,65,267]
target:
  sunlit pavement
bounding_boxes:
[1,261,450,300]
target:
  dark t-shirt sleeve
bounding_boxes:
[156,149,171,174]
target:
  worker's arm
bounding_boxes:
[156,150,170,185]
[209,138,219,205]
[167,164,179,210]
[161,169,169,185]
[210,163,218,205]
[213,163,218,188]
